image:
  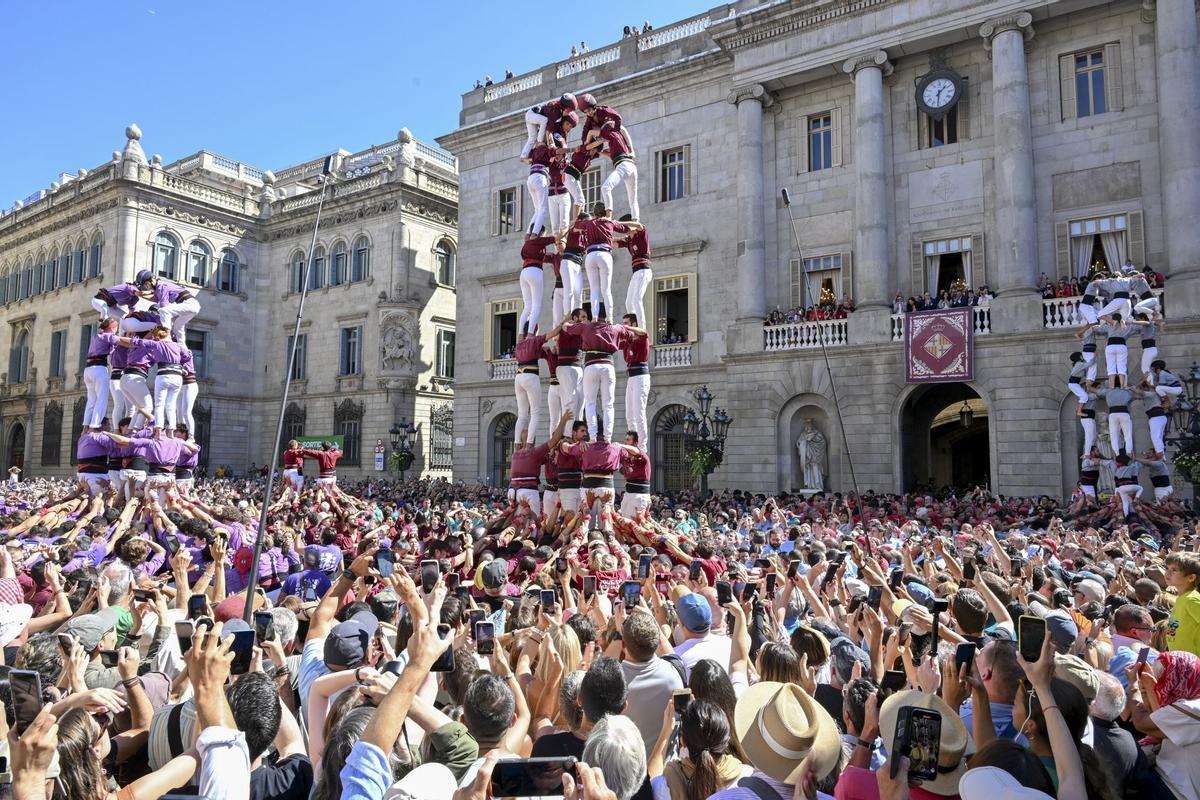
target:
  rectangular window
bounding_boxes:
[337,418,361,465]
[308,254,324,290]
[651,274,697,344]
[925,106,959,148]
[340,326,363,375]
[186,330,208,379]
[493,309,517,359]
[494,187,518,235]
[78,324,94,373]
[88,244,101,277]
[1061,45,1122,120]
[657,146,689,202]
[808,113,833,171]
[436,330,456,379]
[287,334,307,381]
[791,254,846,308]
[329,250,345,286]
[218,261,237,293]
[1075,50,1106,118]
[49,330,67,377]
[581,168,603,209]
[33,265,44,295]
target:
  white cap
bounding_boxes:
[384,762,459,800]
[959,767,1054,800]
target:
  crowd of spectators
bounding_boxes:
[763,297,857,327]
[1039,265,1166,302]
[895,287,993,315]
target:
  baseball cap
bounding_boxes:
[676,593,712,634]
[61,607,122,652]
[324,611,380,669]
[1073,579,1106,605]
[480,560,509,592]
[1045,614,1079,651]
[214,594,265,623]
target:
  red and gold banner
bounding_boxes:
[904,308,974,383]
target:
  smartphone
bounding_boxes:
[821,560,838,586]
[689,561,703,581]
[932,598,949,644]
[715,581,733,607]
[1011,559,1024,578]
[754,558,771,570]
[894,707,942,782]
[867,585,883,612]
[880,669,907,692]
[1136,646,1151,666]
[540,589,556,611]
[1017,615,1046,662]
[175,620,195,655]
[621,581,641,609]
[431,624,454,673]
[254,611,274,644]
[672,688,692,714]
[166,536,181,556]
[420,560,439,593]
[446,572,461,591]
[787,560,799,579]
[898,623,912,647]
[7,669,42,736]
[848,594,864,615]
[739,581,757,603]
[375,548,395,578]
[476,621,495,655]
[226,630,255,675]
[490,757,578,799]
[57,633,74,652]
[962,561,976,581]
[132,588,155,602]
[638,553,653,579]
[468,608,487,629]
[955,642,978,676]
[888,568,903,590]
[556,557,568,574]
[765,573,777,595]
[187,594,207,620]
[381,659,404,677]
[582,575,597,599]
[99,649,119,669]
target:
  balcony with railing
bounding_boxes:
[163,151,266,183]
[1043,289,1164,329]
[763,320,849,351]
[490,360,518,380]
[890,307,992,341]
[653,343,693,368]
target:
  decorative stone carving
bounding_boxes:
[480,399,495,415]
[841,50,894,78]
[979,11,1034,48]
[380,312,416,373]
[138,201,251,238]
[727,83,774,109]
[5,198,119,249]
[397,128,417,169]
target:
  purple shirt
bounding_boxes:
[151,279,189,306]
[77,432,113,463]
[129,338,185,368]
[110,343,129,371]
[177,446,199,471]
[101,283,142,308]
[127,435,185,467]
[63,540,108,573]
[87,332,122,359]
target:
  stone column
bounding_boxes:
[1151,0,1200,293]
[729,84,772,322]
[981,13,1037,295]
[842,52,892,311]
[114,201,139,283]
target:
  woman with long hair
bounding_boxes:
[648,699,749,800]
[52,708,196,800]
[312,705,375,800]
[1012,676,1119,800]
[687,659,747,760]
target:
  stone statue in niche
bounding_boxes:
[380,315,414,372]
[795,417,827,490]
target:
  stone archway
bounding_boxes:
[488,413,517,488]
[653,405,692,494]
[898,383,991,493]
[6,423,25,474]
[776,395,839,494]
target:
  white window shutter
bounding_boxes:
[970,233,985,288]
[490,190,498,237]
[686,272,698,343]
[1059,54,1078,121]
[1128,210,1145,265]
[790,258,802,307]
[483,303,494,360]
[910,240,925,295]
[841,251,854,301]
[957,78,970,141]
[798,115,810,174]
[830,108,843,167]
[684,144,692,198]
[1054,222,1071,279]
[1104,42,1124,112]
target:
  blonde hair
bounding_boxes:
[535,624,582,686]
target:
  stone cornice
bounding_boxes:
[0,194,120,250]
[728,83,775,108]
[979,11,1034,47]
[841,50,894,78]
[712,0,891,51]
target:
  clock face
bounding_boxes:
[922,77,957,109]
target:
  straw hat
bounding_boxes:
[879,690,973,797]
[732,682,841,785]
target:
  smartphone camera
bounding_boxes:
[475,621,495,656]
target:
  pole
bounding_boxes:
[243,163,334,623]
[780,188,866,526]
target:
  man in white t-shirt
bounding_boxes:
[672,592,731,675]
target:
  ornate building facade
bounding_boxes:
[0,125,458,478]
[441,0,1200,499]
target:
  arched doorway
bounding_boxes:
[6,423,25,474]
[900,384,990,493]
[489,413,517,488]
[653,405,691,493]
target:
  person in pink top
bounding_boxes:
[512,332,548,446]
[507,411,571,520]
[564,316,649,442]
[569,204,642,323]
[562,433,641,532]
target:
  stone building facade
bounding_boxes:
[0,125,459,479]
[440,0,1200,499]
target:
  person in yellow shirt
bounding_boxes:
[1165,551,1200,656]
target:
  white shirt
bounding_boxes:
[673,633,732,675]
[196,726,251,800]
[1151,698,1200,800]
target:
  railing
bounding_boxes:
[653,343,692,368]
[763,320,848,351]
[418,171,458,201]
[637,16,711,51]
[556,45,621,78]
[490,360,518,380]
[152,170,255,214]
[484,73,543,102]
[332,173,385,198]
[415,141,457,169]
[890,307,992,341]
[164,151,267,182]
[280,191,322,212]
[1042,289,1164,329]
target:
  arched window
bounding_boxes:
[334,399,364,466]
[8,330,29,384]
[89,233,103,278]
[435,240,456,287]
[290,251,305,294]
[352,236,369,282]
[36,251,49,295]
[329,241,347,287]
[40,401,62,466]
[653,405,693,493]
[153,232,179,279]
[188,241,211,286]
[218,249,239,293]
[76,239,88,282]
[489,413,517,487]
[19,263,31,300]
[279,403,306,458]
[309,246,325,290]
[0,267,7,305]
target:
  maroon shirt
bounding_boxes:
[574,218,628,250]
[514,335,547,366]
[538,100,576,138]
[558,442,583,474]
[572,441,624,473]
[617,228,650,267]
[621,450,651,483]
[565,225,590,252]
[521,236,556,268]
[620,331,649,366]
[582,106,622,140]
[301,448,342,477]
[549,155,566,192]
[510,443,550,485]
[601,127,634,162]
[567,145,594,175]
[574,321,626,353]
[543,345,561,375]
[529,144,554,172]
[557,326,583,364]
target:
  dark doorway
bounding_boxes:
[7,424,25,474]
[936,252,966,296]
[489,413,516,488]
[900,384,990,493]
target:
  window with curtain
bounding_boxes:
[309,247,325,290]
[1069,214,1127,278]
[154,233,179,279]
[329,242,347,286]
[189,241,211,285]
[352,236,369,282]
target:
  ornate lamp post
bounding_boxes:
[1166,362,1200,495]
[683,384,733,496]
[389,417,418,481]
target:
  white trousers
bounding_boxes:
[91,298,127,322]
[120,373,153,429]
[543,490,560,522]
[601,160,639,220]
[1109,412,1134,455]
[1141,346,1158,379]
[558,487,582,515]
[1097,297,1132,319]
[282,470,306,493]
[1116,484,1142,516]
[507,487,542,518]
[1082,351,1098,382]
[1079,417,1096,455]
[1069,383,1089,404]
[526,173,550,235]
[519,266,544,335]
[514,372,542,445]
[556,365,584,416]
[121,315,158,334]
[80,475,108,497]
[1155,486,1174,501]
[562,257,584,315]
[547,382,565,433]
[160,297,200,342]
[1134,295,1161,317]
[1080,303,1099,325]
[625,268,652,328]
[1104,344,1128,382]
[83,365,111,428]
[1081,484,1097,499]
[109,378,128,427]
[625,373,650,447]
[619,491,651,519]
[177,382,199,436]
[522,110,548,159]
[154,373,183,430]
[1149,415,1168,454]
[584,250,614,320]
[146,474,176,508]
[582,362,616,440]
[1156,384,1184,402]
[564,173,585,211]
[585,487,616,530]
[120,469,146,503]
[549,193,571,236]
[316,476,337,487]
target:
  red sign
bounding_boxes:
[904,308,974,383]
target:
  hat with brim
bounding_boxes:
[959,767,1053,800]
[733,682,841,786]
[879,690,973,797]
[384,761,460,800]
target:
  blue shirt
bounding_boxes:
[297,637,330,712]
[339,741,391,800]
[1109,644,1158,689]
[280,568,331,602]
[960,698,1028,745]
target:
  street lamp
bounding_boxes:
[958,401,974,429]
[683,384,734,496]
[389,417,418,481]
[1166,362,1200,494]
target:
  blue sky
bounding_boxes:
[0,0,707,203]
